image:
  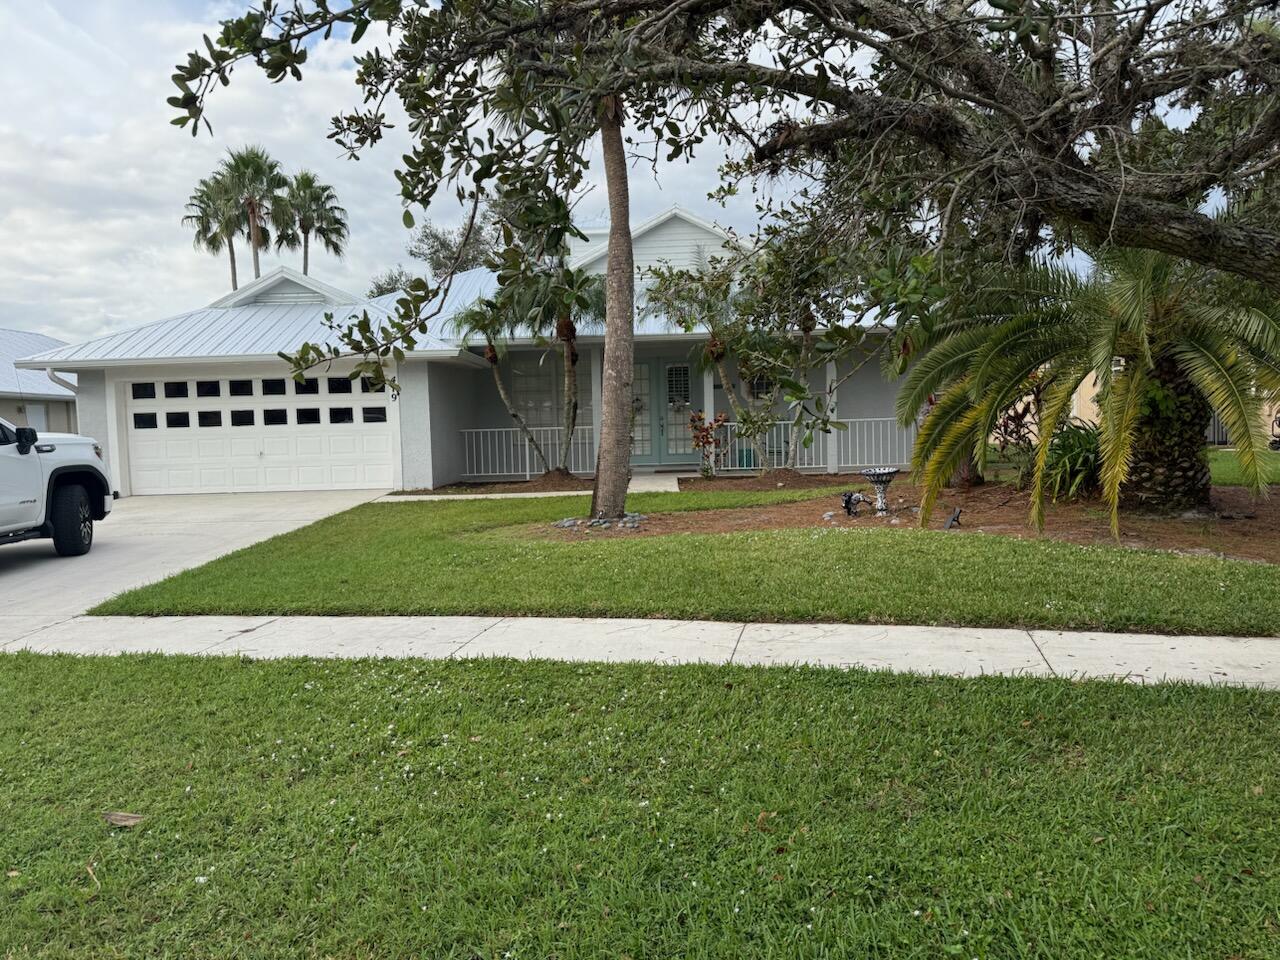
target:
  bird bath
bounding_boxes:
[859,467,900,516]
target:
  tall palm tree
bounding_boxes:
[275,171,349,275]
[900,247,1280,532]
[182,174,243,290]
[219,146,287,281]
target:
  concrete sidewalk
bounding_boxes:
[3,615,1278,688]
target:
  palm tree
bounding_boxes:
[183,174,243,290]
[219,146,287,281]
[900,247,1280,532]
[275,171,349,275]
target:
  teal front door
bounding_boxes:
[631,360,700,466]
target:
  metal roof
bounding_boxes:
[1,328,76,399]
[16,268,474,370]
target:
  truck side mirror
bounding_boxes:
[15,427,37,454]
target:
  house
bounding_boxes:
[1,327,77,432]
[16,207,915,497]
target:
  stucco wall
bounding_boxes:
[397,361,433,490]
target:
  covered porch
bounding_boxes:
[442,339,918,485]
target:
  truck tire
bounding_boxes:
[50,483,93,557]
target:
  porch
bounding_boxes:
[458,418,918,480]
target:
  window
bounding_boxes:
[294,377,319,395]
[0,422,12,444]
[164,381,189,399]
[132,412,158,429]
[229,379,253,397]
[198,411,223,428]
[361,376,385,394]
[748,374,775,400]
[362,406,388,423]
[297,408,321,425]
[262,378,287,396]
[230,410,255,427]
[196,380,221,398]
[264,409,288,426]
[327,376,353,394]
[131,383,156,400]
[329,407,354,424]
[165,411,190,428]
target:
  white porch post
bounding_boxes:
[590,345,603,465]
[825,360,839,473]
[702,365,715,420]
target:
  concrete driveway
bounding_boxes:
[0,490,382,634]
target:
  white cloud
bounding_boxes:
[0,0,766,345]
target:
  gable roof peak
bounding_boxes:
[206,266,360,309]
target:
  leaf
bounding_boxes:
[104,811,144,828]
[402,209,415,229]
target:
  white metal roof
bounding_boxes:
[1,328,76,399]
[16,268,476,370]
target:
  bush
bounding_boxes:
[1043,420,1101,501]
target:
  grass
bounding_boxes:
[2,654,1277,959]
[1209,447,1280,486]
[92,490,1280,635]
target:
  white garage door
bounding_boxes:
[126,373,395,494]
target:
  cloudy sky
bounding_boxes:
[0,1,763,345]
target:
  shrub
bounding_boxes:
[1043,420,1101,501]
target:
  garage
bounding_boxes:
[125,371,395,494]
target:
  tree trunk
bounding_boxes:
[590,94,635,519]
[557,315,579,472]
[950,455,985,488]
[1121,356,1212,512]
[302,231,310,275]
[247,201,262,279]
[227,235,238,291]
[712,356,769,472]
[786,320,816,469]
[486,345,550,474]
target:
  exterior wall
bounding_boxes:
[72,370,112,484]
[425,362,480,488]
[0,398,75,432]
[397,361,433,490]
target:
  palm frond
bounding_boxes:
[1097,363,1149,536]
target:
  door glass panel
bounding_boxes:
[631,363,651,456]
[665,364,693,455]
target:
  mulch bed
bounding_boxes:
[542,480,1280,564]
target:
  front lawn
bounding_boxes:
[2,654,1277,959]
[93,491,1280,635]
[1209,447,1280,486]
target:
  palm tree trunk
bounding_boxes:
[486,346,550,474]
[590,94,635,519]
[227,235,238,291]
[558,317,579,473]
[248,202,262,279]
[302,231,310,275]
[1122,356,1212,512]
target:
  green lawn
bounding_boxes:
[2,654,1277,959]
[93,490,1280,635]
[1209,447,1280,486]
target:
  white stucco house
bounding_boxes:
[17,207,915,497]
[1,327,77,433]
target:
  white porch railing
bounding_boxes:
[719,420,827,471]
[836,418,917,469]
[461,426,596,478]
[715,418,916,472]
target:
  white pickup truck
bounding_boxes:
[0,416,115,556]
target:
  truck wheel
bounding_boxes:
[50,484,93,557]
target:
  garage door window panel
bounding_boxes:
[164,382,189,399]
[329,407,354,424]
[133,413,158,429]
[231,410,256,427]
[166,412,191,428]
[297,408,321,425]
[132,383,156,400]
[196,381,221,398]
[327,377,353,394]
[362,407,387,423]
[263,379,287,396]
[295,378,319,395]
[229,380,254,397]
[264,409,288,426]
[198,411,223,428]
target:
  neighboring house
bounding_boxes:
[1,327,77,433]
[17,207,915,497]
